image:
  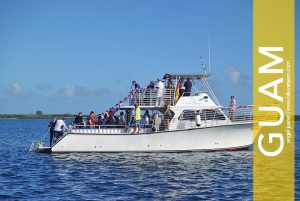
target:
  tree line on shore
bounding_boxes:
[0,110,79,119]
[0,113,78,119]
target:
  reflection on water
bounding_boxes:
[0,119,299,200]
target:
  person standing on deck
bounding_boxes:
[131,81,141,105]
[152,113,161,132]
[163,100,172,130]
[166,77,174,104]
[87,111,96,128]
[48,116,56,146]
[143,110,150,128]
[73,112,84,128]
[132,104,141,134]
[54,117,67,144]
[179,78,185,98]
[229,96,236,121]
[146,81,155,105]
[131,81,140,90]
[155,78,164,106]
[119,111,126,127]
[184,78,192,96]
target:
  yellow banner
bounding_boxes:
[253,0,294,200]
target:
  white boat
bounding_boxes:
[32,74,253,153]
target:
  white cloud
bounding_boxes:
[55,85,108,98]
[9,81,23,94]
[65,85,76,97]
[225,67,241,84]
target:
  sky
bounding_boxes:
[0,0,299,114]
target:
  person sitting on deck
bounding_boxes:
[73,112,84,128]
[132,104,141,134]
[54,117,67,144]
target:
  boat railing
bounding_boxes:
[222,105,254,122]
[218,105,278,124]
[71,124,126,129]
[130,88,176,107]
[70,124,152,134]
[169,105,254,130]
[69,106,256,134]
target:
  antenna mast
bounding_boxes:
[208,34,211,73]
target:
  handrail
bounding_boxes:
[71,124,127,129]
[130,88,176,107]
[201,76,220,106]
[129,87,206,107]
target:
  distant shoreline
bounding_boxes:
[0,114,77,119]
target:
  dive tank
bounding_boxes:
[195,114,201,127]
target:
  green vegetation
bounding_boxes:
[36,110,43,115]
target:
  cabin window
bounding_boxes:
[179,109,226,121]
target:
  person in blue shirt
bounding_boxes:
[131,81,140,90]
[131,81,141,105]
[145,81,155,105]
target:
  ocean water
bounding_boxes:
[0,119,299,200]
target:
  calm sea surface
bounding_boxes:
[0,119,299,200]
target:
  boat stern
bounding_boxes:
[29,140,52,153]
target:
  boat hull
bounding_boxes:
[51,123,253,153]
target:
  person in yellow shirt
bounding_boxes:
[132,104,141,134]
